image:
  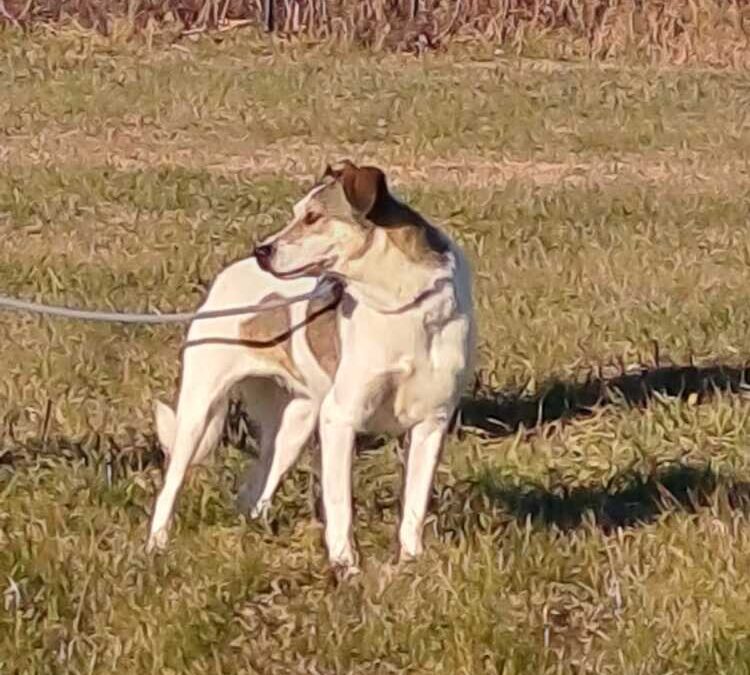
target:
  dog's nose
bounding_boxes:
[254,244,273,269]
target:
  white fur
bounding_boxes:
[147,187,475,572]
[153,400,176,458]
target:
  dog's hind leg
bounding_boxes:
[147,348,259,552]
[191,405,227,466]
[153,399,226,468]
[237,392,318,518]
[234,380,287,516]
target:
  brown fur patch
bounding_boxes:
[239,293,302,382]
[370,193,449,267]
[327,160,449,267]
[304,295,341,379]
[382,222,449,266]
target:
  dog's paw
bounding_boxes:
[235,472,273,519]
[397,549,421,564]
[146,529,169,554]
[236,489,271,520]
[329,562,362,585]
[249,499,271,520]
[397,542,424,564]
[326,545,361,585]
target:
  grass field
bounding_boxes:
[3,26,750,674]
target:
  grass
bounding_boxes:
[5,0,750,66]
[3,27,750,674]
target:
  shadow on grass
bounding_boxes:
[435,462,750,537]
[5,361,750,537]
[459,361,750,438]
[0,431,165,478]
[226,361,750,457]
[439,360,750,535]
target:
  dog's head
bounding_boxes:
[254,160,388,279]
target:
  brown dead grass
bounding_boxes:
[2,0,750,65]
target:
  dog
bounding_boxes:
[147,160,475,572]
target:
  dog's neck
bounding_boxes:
[342,227,452,313]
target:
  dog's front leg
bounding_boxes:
[318,392,359,572]
[399,415,450,561]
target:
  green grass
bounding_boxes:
[3,29,750,674]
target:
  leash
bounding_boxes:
[375,277,453,315]
[0,277,342,325]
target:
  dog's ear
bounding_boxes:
[325,160,387,216]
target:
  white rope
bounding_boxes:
[0,277,340,325]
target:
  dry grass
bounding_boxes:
[4,28,750,675]
[2,0,750,64]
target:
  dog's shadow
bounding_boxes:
[222,361,750,534]
[5,361,749,539]
[434,462,750,538]
[434,361,750,535]
[459,361,750,438]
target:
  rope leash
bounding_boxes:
[0,277,342,325]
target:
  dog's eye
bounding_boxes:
[303,211,322,226]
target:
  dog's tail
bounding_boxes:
[153,400,176,460]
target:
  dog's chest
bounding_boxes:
[346,289,470,431]
[392,314,470,425]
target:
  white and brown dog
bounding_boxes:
[147,160,475,572]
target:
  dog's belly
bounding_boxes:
[362,390,405,435]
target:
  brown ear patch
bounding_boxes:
[239,294,303,382]
[324,158,450,267]
[326,160,388,216]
